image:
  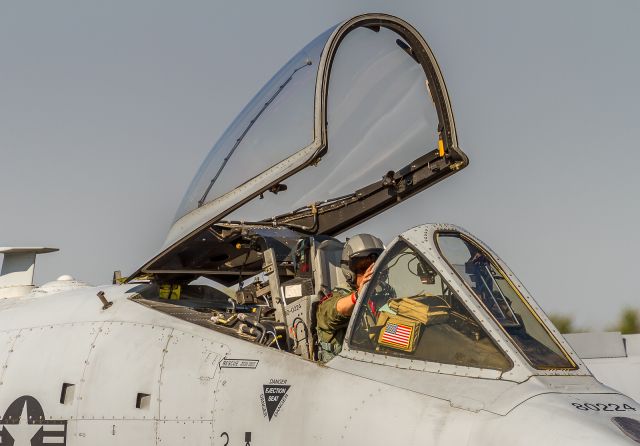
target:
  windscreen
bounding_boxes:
[350,241,511,371]
[225,25,440,221]
[436,233,577,370]
[174,26,336,221]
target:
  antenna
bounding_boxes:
[0,247,59,298]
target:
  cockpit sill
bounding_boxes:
[327,354,608,415]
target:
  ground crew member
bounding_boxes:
[316,234,384,362]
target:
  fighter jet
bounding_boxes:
[1,13,639,446]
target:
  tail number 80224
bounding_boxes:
[572,402,637,412]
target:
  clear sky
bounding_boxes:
[1,0,639,330]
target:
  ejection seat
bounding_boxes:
[311,238,347,296]
[281,236,345,360]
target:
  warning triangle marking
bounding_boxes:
[262,385,290,421]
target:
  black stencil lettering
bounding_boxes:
[262,385,290,421]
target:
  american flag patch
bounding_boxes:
[380,323,413,348]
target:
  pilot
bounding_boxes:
[316,234,384,362]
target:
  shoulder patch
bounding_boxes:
[319,292,333,304]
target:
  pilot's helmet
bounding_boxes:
[340,234,384,287]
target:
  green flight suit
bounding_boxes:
[316,285,356,362]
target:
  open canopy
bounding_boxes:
[135,13,468,280]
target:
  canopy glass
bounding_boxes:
[350,240,512,371]
[225,26,440,221]
[136,14,467,279]
[174,26,336,221]
[436,232,577,370]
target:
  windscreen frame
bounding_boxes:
[346,236,514,372]
[434,230,579,371]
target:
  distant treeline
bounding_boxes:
[549,308,640,334]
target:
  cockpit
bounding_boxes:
[131,222,583,380]
[127,14,585,379]
[350,238,513,371]
[348,230,577,372]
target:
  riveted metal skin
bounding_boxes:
[376,223,588,381]
[568,332,640,403]
[2,11,640,446]
[0,238,638,445]
[335,223,619,421]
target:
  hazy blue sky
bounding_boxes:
[1,0,639,329]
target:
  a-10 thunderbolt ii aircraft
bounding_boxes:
[1,12,640,446]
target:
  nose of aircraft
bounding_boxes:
[472,392,640,446]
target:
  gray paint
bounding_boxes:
[565,332,628,359]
